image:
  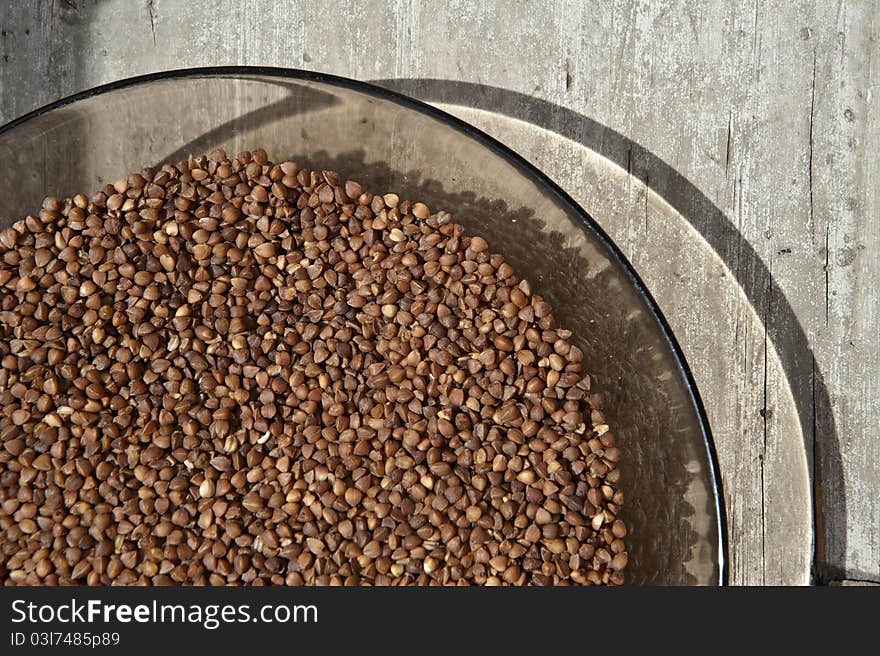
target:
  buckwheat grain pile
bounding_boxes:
[0,149,626,586]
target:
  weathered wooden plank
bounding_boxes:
[0,1,86,123]
[809,0,879,583]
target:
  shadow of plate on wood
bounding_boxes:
[370,79,827,585]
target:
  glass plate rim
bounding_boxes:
[0,65,728,585]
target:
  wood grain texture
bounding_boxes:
[0,0,876,584]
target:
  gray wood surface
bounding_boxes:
[0,0,877,585]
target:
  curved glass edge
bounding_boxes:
[0,66,728,585]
